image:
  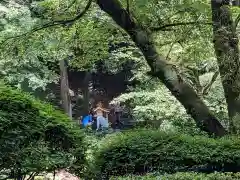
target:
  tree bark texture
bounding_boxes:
[211,0,240,132]
[96,0,227,136]
[60,59,72,118]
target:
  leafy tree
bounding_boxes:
[0,0,110,89]
[96,0,226,136]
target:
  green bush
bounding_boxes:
[113,172,240,180]
[92,130,240,178]
[0,84,84,179]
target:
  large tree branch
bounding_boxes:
[150,21,212,31]
[0,0,93,46]
[36,0,92,27]
[96,0,227,136]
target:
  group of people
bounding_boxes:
[81,101,123,131]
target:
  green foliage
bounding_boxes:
[114,84,199,132]
[114,56,228,132]
[113,172,240,180]
[0,1,112,90]
[71,132,102,178]
[0,83,84,178]
[0,2,58,89]
[126,0,215,65]
[91,130,240,178]
[202,76,228,127]
[114,79,226,134]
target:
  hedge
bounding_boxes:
[0,84,84,179]
[112,172,240,180]
[92,130,240,177]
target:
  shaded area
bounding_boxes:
[20,61,136,119]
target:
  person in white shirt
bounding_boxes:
[94,102,109,131]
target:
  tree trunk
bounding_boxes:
[211,0,240,133]
[82,71,91,116]
[60,59,72,118]
[96,0,227,136]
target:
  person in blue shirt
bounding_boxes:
[82,109,93,128]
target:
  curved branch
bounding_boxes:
[0,0,93,46]
[150,21,212,32]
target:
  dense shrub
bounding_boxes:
[91,130,240,178]
[0,84,84,179]
[112,172,240,180]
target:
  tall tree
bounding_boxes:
[60,59,72,118]
[211,0,240,132]
[96,0,227,136]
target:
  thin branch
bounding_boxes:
[166,42,175,60]
[126,0,130,14]
[51,0,92,23]
[202,71,219,95]
[234,13,240,30]
[154,9,191,28]
[66,0,78,12]
[150,21,212,32]
[165,24,193,58]
[0,0,93,46]
[57,0,78,15]
[26,172,36,180]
